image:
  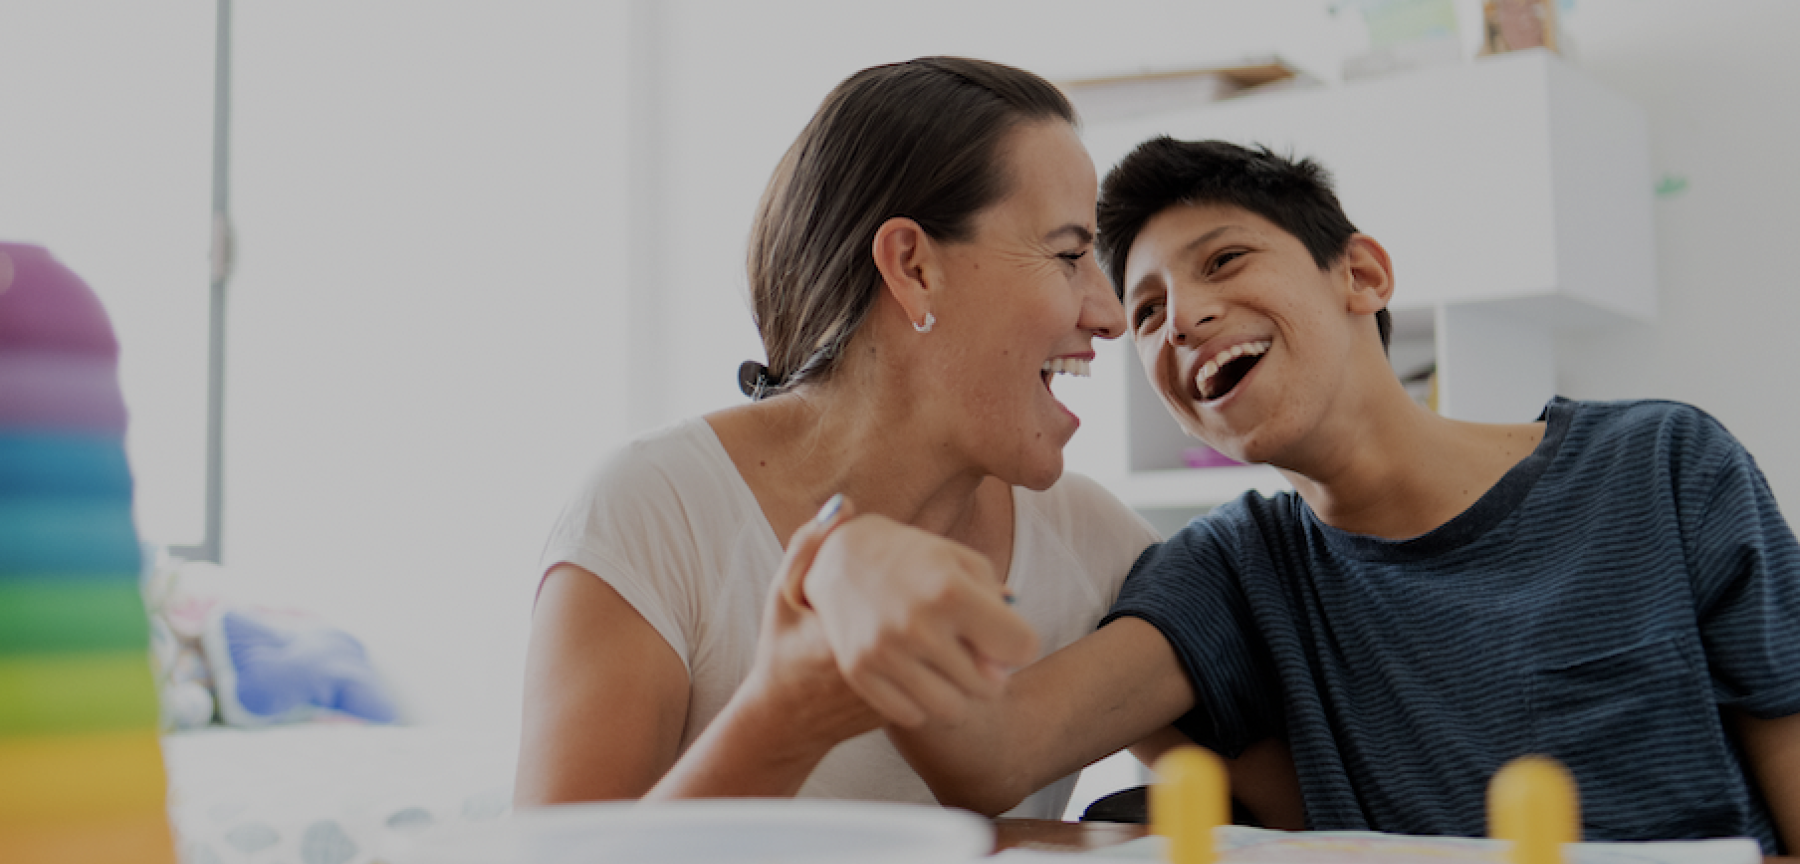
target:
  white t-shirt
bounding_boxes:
[539,416,1159,818]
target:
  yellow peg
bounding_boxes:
[1488,755,1581,864]
[1152,746,1229,864]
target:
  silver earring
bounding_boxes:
[913,312,936,334]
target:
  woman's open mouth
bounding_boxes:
[1040,357,1091,392]
[1196,340,1270,402]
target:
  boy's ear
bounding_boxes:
[1342,233,1395,315]
[871,216,937,326]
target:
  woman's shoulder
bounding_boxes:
[554,416,747,539]
[582,416,726,491]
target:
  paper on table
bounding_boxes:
[992,825,1763,864]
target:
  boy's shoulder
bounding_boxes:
[1160,487,1308,559]
[1550,396,1739,459]
[1552,395,1717,425]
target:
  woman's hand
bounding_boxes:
[740,496,885,746]
[802,510,1040,729]
[643,495,880,799]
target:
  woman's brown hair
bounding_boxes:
[741,56,1075,398]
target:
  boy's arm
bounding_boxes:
[1133,728,1306,829]
[886,616,1198,816]
[1733,709,1800,853]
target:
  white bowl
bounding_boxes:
[395,799,994,864]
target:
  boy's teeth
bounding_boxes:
[1040,358,1091,377]
[1196,340,1272,392]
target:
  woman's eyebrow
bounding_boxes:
[1043,224,1094,245]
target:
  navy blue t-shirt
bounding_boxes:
[1105,398,1800,854]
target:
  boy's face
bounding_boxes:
[1120,202,1362,465]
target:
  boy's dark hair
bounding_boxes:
[1097,137,1391,349]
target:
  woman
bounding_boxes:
[512,56,1156,817]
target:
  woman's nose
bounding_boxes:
[1082,269,1128,339]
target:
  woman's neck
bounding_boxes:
[706,382,1000,547]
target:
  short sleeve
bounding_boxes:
[1679,419,1800,718]
[1101,500,1283,757]
[537,434,708,670]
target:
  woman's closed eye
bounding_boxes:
[1057,249,1089,267]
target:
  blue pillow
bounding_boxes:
[202,606,398,726]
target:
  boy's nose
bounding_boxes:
[1164,286,1218,347]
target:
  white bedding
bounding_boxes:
[161,725,517,864]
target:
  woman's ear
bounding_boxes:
[1342,233,1395,315]
[872,216,936,327]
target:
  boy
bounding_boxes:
[811,139,1800,854]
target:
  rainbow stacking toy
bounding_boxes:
[0,243,176,863]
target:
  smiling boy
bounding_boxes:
[832,138,1800,853]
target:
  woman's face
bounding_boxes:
[925,120,1126,490]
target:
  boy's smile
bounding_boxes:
[1122,202,1374,465]
[1192,337,1272,402]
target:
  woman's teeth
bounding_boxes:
[1041,358,1091,377]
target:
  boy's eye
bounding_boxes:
[1208,250,1246,274]
[1132,300,1163,331]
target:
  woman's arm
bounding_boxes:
[516,501,873,804]
[804,515,1040,728]
[645,508,883,798]
[514,563,691,804]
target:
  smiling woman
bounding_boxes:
[513,56,1157,816]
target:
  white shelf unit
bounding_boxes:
[1058,49,1657,520]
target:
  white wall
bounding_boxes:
[1550,1,1800,507]
[218,1,632,731]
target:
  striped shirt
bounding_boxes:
[1105,398,1800,854]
